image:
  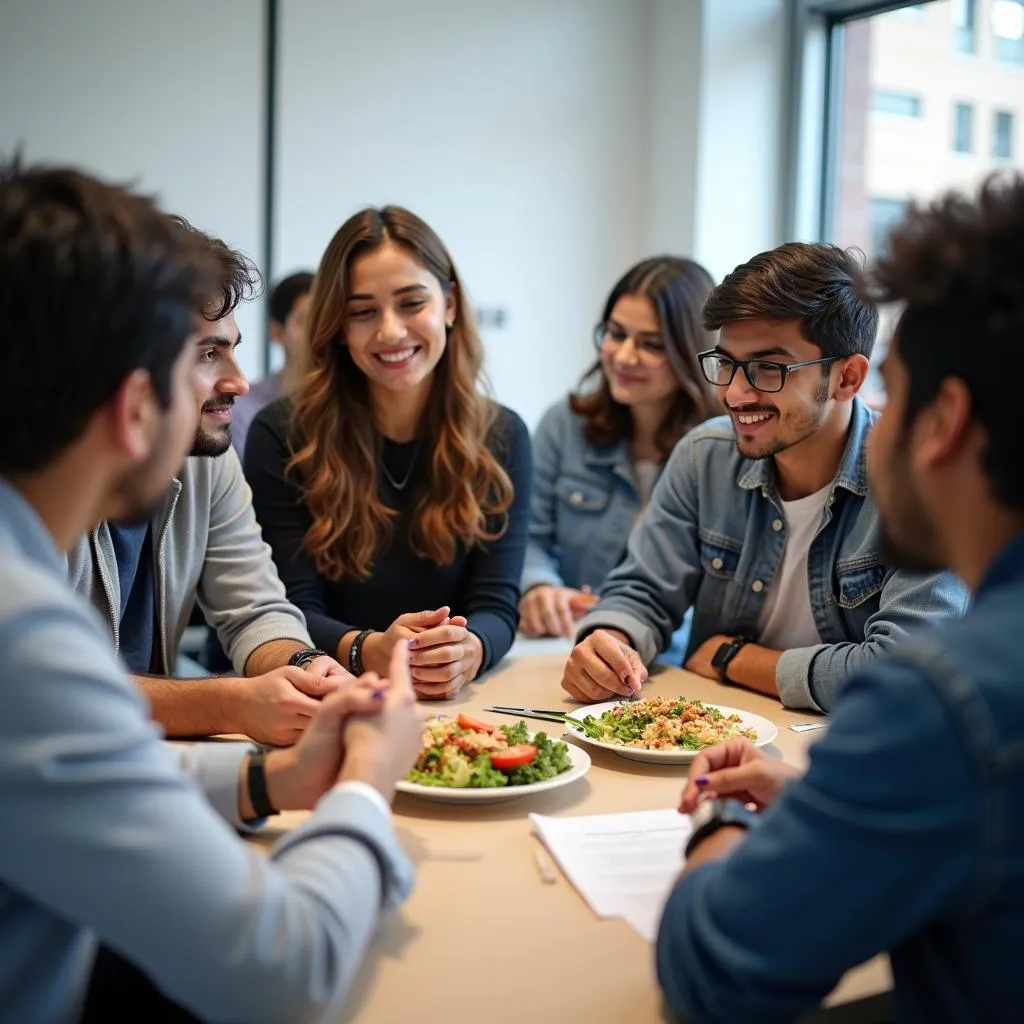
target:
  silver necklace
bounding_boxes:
[381,441,421,492]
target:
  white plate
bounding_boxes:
[395,743,591,804]
[563,699,779,765]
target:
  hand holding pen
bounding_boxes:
[679,738,802,814]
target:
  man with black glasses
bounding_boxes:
[562,242,966,712]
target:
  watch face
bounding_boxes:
[710,642,734,670]
[688,797,720,831]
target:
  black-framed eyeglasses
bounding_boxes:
[697,349,839,394]
[593,320,668,362]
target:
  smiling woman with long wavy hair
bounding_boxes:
[244,206,531,699]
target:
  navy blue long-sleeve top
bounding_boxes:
[244,399,531,674]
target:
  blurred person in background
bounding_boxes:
[231,270,314,459]
[657,174,1024,1024]
[520,256,717,664]
[246,205,531,700]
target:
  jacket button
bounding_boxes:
[772,519,783,531]
[752,579,764,593]
[712,557,724,570]
[571,491,583,506]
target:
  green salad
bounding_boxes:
[406,714,573,788]
[575,695,757,751]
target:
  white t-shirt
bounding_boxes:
[757,484,832,651]
[634,459,660,508]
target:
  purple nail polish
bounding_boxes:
[695,776,710,788]
[372,689,387,701]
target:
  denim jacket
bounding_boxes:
[576,398,969,710]
[522,400,653,593]
[657,531,1024,1024]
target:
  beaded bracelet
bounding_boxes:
[348,628,375,675]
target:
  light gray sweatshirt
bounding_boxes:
[67,447,312,674]
[0,477,414,1023]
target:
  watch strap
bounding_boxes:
[685,798,759,858]
[247,745,277,819]
[287,647,329,669]
[711,636,750,684]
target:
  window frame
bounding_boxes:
[783,0,945,243]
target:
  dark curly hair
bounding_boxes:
[170,215,262,320]
[866,174,1024,512]
[0,159,219,474]
[703,242,878,360]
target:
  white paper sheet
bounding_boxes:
[529,808,692,942]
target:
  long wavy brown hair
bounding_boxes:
[571,256,718,459]
[288,206,513,581]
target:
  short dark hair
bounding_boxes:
[0,159,219,474]
[867,174,1024,512]
[571,256,718,459]
[269,271,314,324]
[703,242,879,360]
[169,216,262,320]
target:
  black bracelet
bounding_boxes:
[348,629,375,675]
[286,647,330,669]
[246,745,277,819]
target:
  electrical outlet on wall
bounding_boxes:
[475,306,509,330]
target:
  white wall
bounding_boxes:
[0,0,267,381]
[275,0,659,429]
[0,0,794,418]
[693,0,789,283]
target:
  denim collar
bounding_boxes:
[583,438,632,475]
[737,397,874,499]
[977,530,1024,598]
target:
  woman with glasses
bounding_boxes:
[519,256,717,641]
[245,206,530,701]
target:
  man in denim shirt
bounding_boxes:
[565,243,967,711]
[656,175,1024,1024]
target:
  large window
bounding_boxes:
[829,0,1024,261]
[819,0,1024,401]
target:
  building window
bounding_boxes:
[869,198,909,257]
[993,110,1015,158]
[951,0,976,54]
[993,0,1024,63]
[953,102,974,152]
[872,89,922,116]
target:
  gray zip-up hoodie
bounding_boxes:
[67,447,313,674]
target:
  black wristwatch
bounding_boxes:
[287,647,330,669]
[246,745,277,820]
[710,636,750,684]
[685,797,759,858]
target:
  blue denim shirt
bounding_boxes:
[576,398,968,710]
[523,399,653,593]
[524,399,691,661]
[657,530,1024,1024]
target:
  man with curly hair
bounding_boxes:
[657,175,1024,1023]
[68,225,352,746]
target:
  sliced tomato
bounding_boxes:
[457,713,496,733]
[490,744,537,771]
